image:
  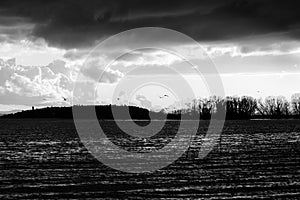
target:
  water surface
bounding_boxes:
[0,119,300,199]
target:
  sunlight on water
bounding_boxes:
[0,119,300,199]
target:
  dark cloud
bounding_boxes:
[1,0,300,49]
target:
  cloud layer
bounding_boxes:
[1,0,300,111]
[0,58,72,106]
[1,0,300,49]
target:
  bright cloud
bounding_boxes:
[0,58,72,107]
[0,39,65,66]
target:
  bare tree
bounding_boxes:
[215,97,226,118]
[257,96,289,117]
[275,96,289,116]
[264,96,277,116]
[198,98,212,119]
[225,96,239,118]
[239,96,257,118]
[257,98,268,116]
[291,93,300,116]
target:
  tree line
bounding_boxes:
[178,93,300,119]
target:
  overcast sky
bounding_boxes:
[1,0,300,111]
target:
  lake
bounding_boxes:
[0,119,300,199]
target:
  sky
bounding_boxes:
[1,0,300,112]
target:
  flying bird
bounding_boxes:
[159,94,169,99]
[62,97,67,101]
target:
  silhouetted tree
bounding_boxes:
[265,96,277,116]
[275,96,289,117]
[239,96,257,119]
[198,98,212,119]
[257,98,267,116]
[257,96,289,118]
[225,96,239,119]
[291,93,300,116]
[214,97,226,119]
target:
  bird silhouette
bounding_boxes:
[62,97,67,101]
[159,94,169,99]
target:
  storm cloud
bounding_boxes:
[1,0,300,49]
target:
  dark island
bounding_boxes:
[1,105,181,120]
